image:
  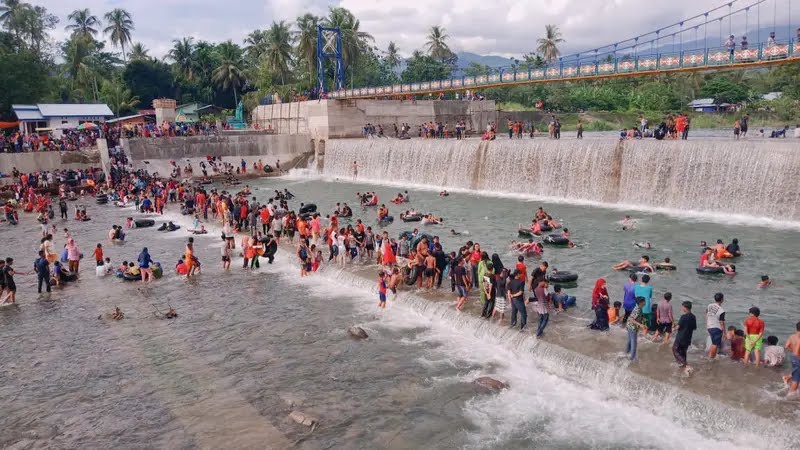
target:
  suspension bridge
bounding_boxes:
[316,0,800,100]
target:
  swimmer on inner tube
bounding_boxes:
[633,241,652,249]
[439,190,449,197]
[699,247,735,274]
[621,215,636,231]
[613,255,653,272]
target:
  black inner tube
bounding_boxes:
[401,214,423,222]
[696,266,724,274]
[548,271,578,283]
[543,234,569,245]
[135,219,155,228]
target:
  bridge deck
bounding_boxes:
[330,42,800,99]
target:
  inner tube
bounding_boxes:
[379,215,394,223]
[518,228,539,238]
[299,203,317,215]
[539,224,553,232]
[547,271,579,283]
[81,217,91,222]
[696,266,724,274]
[61,273,78,283]
[401,214,423,222]
[96,197,108,204]
[299,213,313,221]
[655,263,677,271]
[625,265,654,273]
[134,219,155,228]
[402,266,420,286]
[543,234,569,246]
[153,265,163,279]
[338,210,352,218]
[122,272,142,281]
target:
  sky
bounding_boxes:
[33,0,797,60]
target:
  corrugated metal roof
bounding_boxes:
[106,113,153,123]
[15,109,45,120]
[12,104,38,110]
[688,98,715,107]
[36,103,113,117]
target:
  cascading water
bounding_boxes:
[323,139,800,221]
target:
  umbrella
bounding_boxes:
[77,122,97,130]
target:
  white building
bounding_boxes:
[12,103,114,135]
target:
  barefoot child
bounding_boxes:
[377,271,388,308]
[672,301,697,374]
[783,322,800,398]
[743,306,765,367]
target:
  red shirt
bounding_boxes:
[699,253,708,267]
[515,262,527,281]
[94,248,103,260]
[744,316,764,335]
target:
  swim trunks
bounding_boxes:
[424,268,434,277]
[456,286,467,298]
[745,334,763,352]
[708,328,723,347]
[379,293,386,302]
[658,322,673,334]
[791,353,800,383]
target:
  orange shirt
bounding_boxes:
[93,248,103,261]
[515,262,527,281]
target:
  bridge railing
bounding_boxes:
[329,40,798,99]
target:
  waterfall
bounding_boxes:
[323,139,800,221]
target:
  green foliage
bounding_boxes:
[401,54,451,84]
[0,50,47,119]
[100,77,138,116]
[699,76,750,105]
[122,59,174,109]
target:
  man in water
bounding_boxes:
[33,250,51,294]
[352,161,358,180]
[784,321,800,398]
[453,258,469,311]
[508,270,527,330]
[672,301,697,374]
[706,293,726,359]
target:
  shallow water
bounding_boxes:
[0,175,798,449]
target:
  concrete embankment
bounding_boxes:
[121,133,316,177]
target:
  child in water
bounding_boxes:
[377,271,388,308]
[763,336,785,367]
[758,275,771,288]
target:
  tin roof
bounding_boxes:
[12,103,113,120]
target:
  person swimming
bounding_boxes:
[613,255,653,272]
[621,215,636,231]
[633,241,652,249]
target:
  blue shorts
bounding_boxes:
[456,286,467,298]
[708,328,723,347]
[379,293,386,302]
[791,353,800,383]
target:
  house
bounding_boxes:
[175,102,223,123]
[13,103,114,135]
[687,98,718,113]
[105,113,155,127]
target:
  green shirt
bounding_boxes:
[627,306,642,333]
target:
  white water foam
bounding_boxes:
[155,211,797,449]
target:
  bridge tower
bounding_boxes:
[316,26,345,93]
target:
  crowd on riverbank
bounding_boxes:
[1,164,798,399]
[0,129,100,153]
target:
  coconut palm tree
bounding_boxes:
[0,0,25,43]
[65,8,100,40]
[263,20,293,85]
[425,26,452,61]
[100,77,139,116]
[244,29,268,63]
[323,7,373,70]
[212,40,245,104]
[103,8,134,62]
[167,37,195,81]
[129,42,149,61]
[536,24,564,63]
[386,41,400,69]
[295,13,320,75]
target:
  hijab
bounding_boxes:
[591,278,608,308]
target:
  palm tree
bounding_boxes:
[129,42,149,61]
[244,29,268,63]
[323,7,373,71]
[536,24,564,63]
[103,8,134,62]
[295,14,320,75]
[66,8,100,40]
[425,26,451,61]
[167,37,195,80]
[386,41,400,69]
[100,78,139,116]
[0,0,24,42]
[264,20,293,85]
[212,40,245,104]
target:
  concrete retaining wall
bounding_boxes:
[252,99,497,139]
[0,150,100,174]
[122,133,315,176]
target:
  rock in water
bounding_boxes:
[347,326,368,339]
[289,410,318,427]
[474,376,509,392]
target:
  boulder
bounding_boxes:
[473,376,509,392]
[347,326,368,339]
[289,410,318,427]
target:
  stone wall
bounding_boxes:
[252,99,497,139]
[121,133,315,176]
[0,150,101,175]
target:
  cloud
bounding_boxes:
[31,0,800,61]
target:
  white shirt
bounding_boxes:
[705,303,725,330]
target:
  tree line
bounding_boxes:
[0,0,796,122]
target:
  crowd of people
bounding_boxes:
[1,154,798,400]
[0,128,100,153]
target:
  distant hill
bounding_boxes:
[455,52,515,69]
